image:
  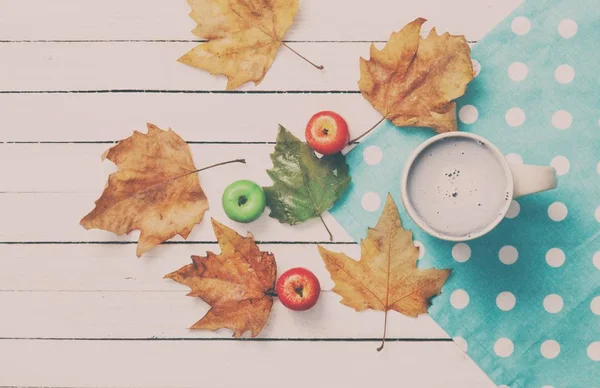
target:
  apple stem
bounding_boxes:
[282,42,324,70]
[319,214,333,242]
[193,159,246,174]
[376,310,388,352]
[348,117,386,145]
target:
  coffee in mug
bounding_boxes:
[401,132,557,241]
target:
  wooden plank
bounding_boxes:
[0,242,433,290]
[0,93,381,142]
[0,0,521,41]
[0,340,495,387]
[0,243,363,291]
[0,142,360,242]
[0,143,358,193]
[0,193,354,243]
[0,291,448,339]
[0,41,480,92]
[0,42,356,92]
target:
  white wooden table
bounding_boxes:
[0,1,522,386]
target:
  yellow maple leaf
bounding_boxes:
[180,0,319,90]
[165,219,277,337]
[358,18,474,136]
[318,194,451,350]
[80,123,209,257]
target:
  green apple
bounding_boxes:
[222,180,266,223]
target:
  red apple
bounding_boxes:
[276,267,321,311]
[305,111,350,155]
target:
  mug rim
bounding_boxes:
[400,131,515,242]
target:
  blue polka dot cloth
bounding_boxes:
[330,0,600,386]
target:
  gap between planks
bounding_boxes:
[1,141,279,145]
[0,90,362,94]
[0,41,476,91]
[0,241,355,245]
[0,40,478,43]
[0,337,451,342]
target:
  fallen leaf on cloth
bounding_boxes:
[81,123,208,257]
[358,18,474,136]
[263,125,351,240]
[319,194,451,350]
[180,0,319,89]
[165,219,277,337]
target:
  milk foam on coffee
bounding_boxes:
[405,137,511,238]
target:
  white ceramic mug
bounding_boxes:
[401,132,557,241]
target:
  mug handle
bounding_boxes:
[508,162,558,198]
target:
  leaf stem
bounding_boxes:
[349,117,386,145]
[282,42,324,70]
[377,310,388,352]
[193,159,246,174]
[319,214,333,242]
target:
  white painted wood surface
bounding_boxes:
[0,94,381,142]
[0,0,522,386]
[0,0,520,41]
[0,341,492,388]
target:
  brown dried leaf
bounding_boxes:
[318,194,451,350]
[165,219,277,337]
[359,18,474,133]
[80,123,208,257]
[180,0,298,90]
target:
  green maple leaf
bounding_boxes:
[263,125,351,239]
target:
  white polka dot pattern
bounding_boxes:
[508,62,528,81]
[548,202,568,221]
[558,19,578,38]
[555,64,575,84]
[499,245,519,265]
[591,296,600,315]
[505,200,521,219]
[541,340,561,359]
[505,153,523,165]
[360,192,381,212]
[506,107,526,127]
[450,289,470,310]
[546,248,566,268]
[543,294,564,314]
[472,59,481,77]
[494,338,514,358]
[496,292,516,311]
[588,342,600,361]
[512,17,531,35]
[363,146,383,166]
[453,336,468,353]
[459,105,479,124]
[452,243,471,263]
[550,156,570,176]
[552,110,572,129]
